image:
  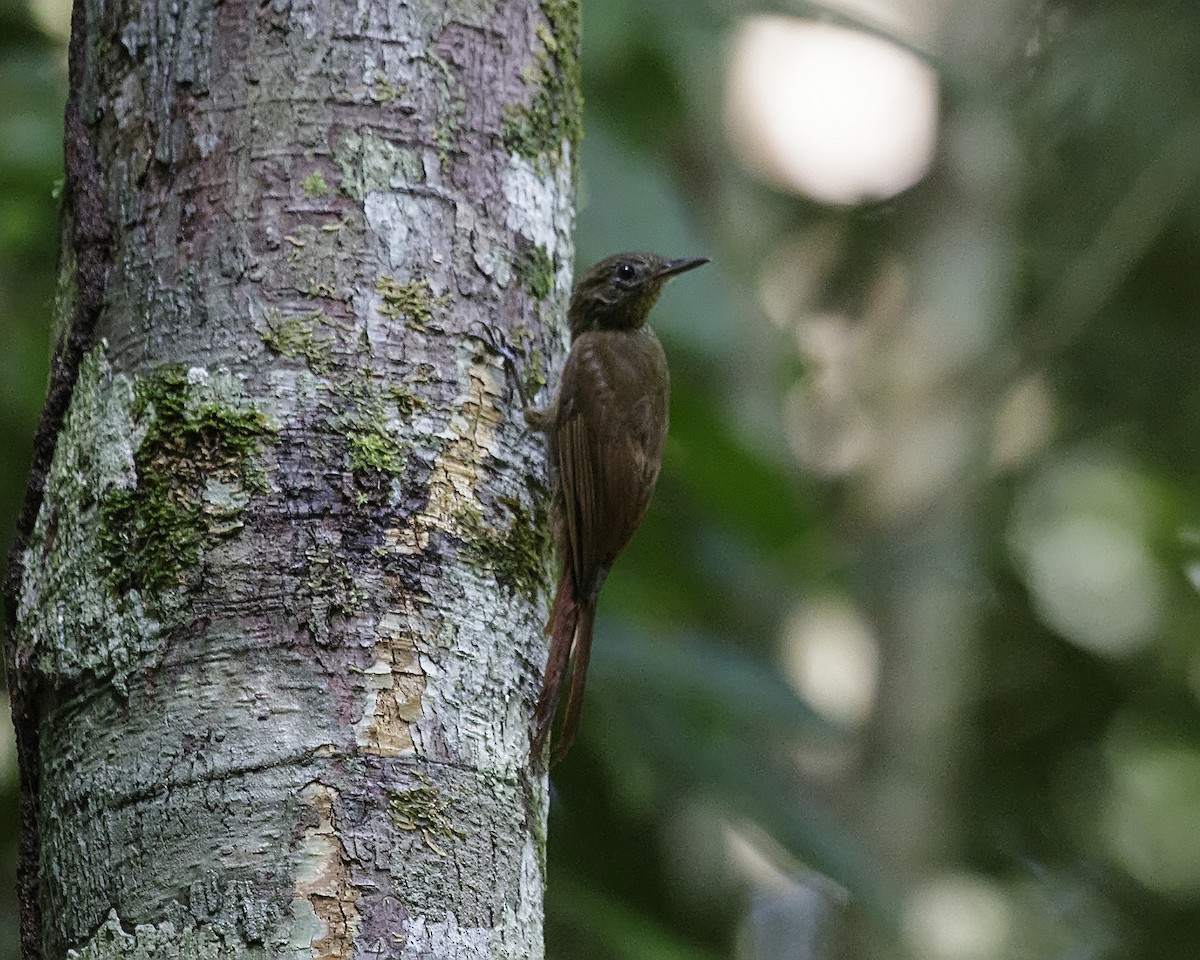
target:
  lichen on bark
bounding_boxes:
[62,909,258,959]
[456,494,553,602]
[502,0,583,167]
[15,344,150,690]
[98,365,278,602]
[15,349,278,692]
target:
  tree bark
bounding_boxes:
[3,0,579,957]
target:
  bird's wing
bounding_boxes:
[556,399,602,596]
[554,333,668,598]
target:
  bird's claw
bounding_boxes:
[470,322,532,408]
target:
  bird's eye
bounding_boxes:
[616,263,636,282]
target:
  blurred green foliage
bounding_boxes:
[5,0,1200,958]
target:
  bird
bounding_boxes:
[524,251,709,763]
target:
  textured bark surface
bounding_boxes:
[4,0,578,957]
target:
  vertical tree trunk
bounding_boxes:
[4,1,579,957]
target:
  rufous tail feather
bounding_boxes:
[531,567,577,760]
[551,599,596,765]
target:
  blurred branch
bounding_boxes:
[606,701,899,931]
[1027,118,1200,365]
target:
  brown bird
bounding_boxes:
[525,251,709,763]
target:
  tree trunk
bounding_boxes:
[3,1,579,957]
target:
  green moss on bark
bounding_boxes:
[299,171,329,197]
[258,302,425,484]
[259,308,355,374]
[15,350,277,688]
[98,367,277,601]
[376,276,446,331]
[325,375,416,481]
[513,242,554,301]
[389,383,428,419]
[502,0,582,166]
[522,347,548,401]
[372,70,407,103]
[457,495,552,602]
[346,424,408,477]
[305,546,362,645]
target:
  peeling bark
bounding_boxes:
[3,1,577,957]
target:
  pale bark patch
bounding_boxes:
[398,913,490,959]
[354,612,425,757]
[502,148,574,265]
[425,361,505,521]
[292,783,361,959]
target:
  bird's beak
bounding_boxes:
[658,257,710,278]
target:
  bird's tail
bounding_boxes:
[552,598,595,764]
[531,568,595,764]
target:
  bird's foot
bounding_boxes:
[470,322,532,409]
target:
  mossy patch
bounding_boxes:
[521,347,548,401]
[299,171,329,197]
[260,308,364,375]
[389,775,465,857]
[98,367,277,601]
[305,546,362,645]
[305,279,340,300]
[259,304,425,485]
[457,495,552,601]
[502,0,582,167]
[347,424,407,477]
[325,375,417,481]
[16,346,157,687]
[260,309,343,374]
[376,276,446,331]
[372,70,407,103]
[513,242,555,301]
[389,382,428,419]
[506,322,548,400]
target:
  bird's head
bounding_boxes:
[567,252,709,337]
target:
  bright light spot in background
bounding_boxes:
[726,17,939,205]
[1019,518,1162,656]
[29,0,73,42]
[1102,723,1200,898]
[781,597,879,727]
[862,405,976,521]
[1009,452,1165,657]
[906,874,1012,960]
